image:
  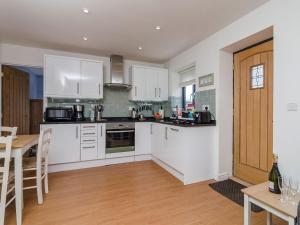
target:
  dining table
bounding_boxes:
[0,134,39,225]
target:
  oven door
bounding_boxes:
[106,129,135,154]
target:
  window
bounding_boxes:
[182,84,196,110]
[251,64,264,89]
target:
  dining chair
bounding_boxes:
[0,136,15,225]
[0,127,17,138]
[23,128,52,204]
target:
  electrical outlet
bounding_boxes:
[202,105,210,111]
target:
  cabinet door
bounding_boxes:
[80,61,103,99]
[157,68,169,101]
[165,126,184,173]
[145,68,158,101]
[135,123,151,155]
[45,55,81,97]
[130,67,146,101]
[151,123,166,160]
[97,123,106,159]
[41,124,81,164]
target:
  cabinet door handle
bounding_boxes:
[159,88,161,97]
[150,124,153,135]
[98,84,101,96]
[170,128,179,132]
[101,125,103,137]
[83,132,96,136]
[165,127,168,140]
[83,139,96,142]
[77,82,80,94]
[155,88,157,98]
[82,125,96,129]
[135,86,137,96]
[76,126,79,139]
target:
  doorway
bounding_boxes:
[1,65,44,135]
[233,40,273,184]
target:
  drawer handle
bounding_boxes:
[82,132,96,135]
[82,146,95,149]
[83,139,96,142]
[82,126,96,128]
[170,128,179,132]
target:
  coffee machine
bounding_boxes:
[73,105,84,121]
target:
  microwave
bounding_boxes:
[45,107,74,122]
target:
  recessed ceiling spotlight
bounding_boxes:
[82,8,89,14]
[83,37,88,41]
[138,46,143,50]
[155,26,161,30]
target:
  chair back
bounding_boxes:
[0,127,17,138]
[0,136,13,209]
[36,128,52,167]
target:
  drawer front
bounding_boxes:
[81,143,98,161]
[81,129,97,137]
[81,136,97,144]
[81,124,97,130]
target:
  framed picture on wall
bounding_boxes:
[199,73,214,87]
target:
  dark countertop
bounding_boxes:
[41,117,216,128]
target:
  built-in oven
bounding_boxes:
[105,122,135,155]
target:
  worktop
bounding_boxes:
[41,117,216,127]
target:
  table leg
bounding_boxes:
[267,212,272,225]
[244,194,251,225]
[14,150,23,225]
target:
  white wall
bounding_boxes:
[0,43,164,85]
[166,0,300,181]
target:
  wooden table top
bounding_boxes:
[242,182,299,218]
[0,134,39,150]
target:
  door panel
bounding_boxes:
[234,40,273,184]
[2,65,30,135]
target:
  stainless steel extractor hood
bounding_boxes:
[104,55,132,89]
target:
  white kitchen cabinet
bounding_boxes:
[41,124,81,164]
[44,55,103,99]
[157,68,169,101]
[44,55,81,98]
[97,123,106,159]
[135,123,152,155]
[80,61,103,99]
[151,123,166,159]
[80,124,98,161]
[129,66,146,101]
[129,65,168,101]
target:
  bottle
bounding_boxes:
[268,154,281,194]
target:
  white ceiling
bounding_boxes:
[0,0,269,63]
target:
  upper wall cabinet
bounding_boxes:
[129,65,168,101]
[44,55,103,99]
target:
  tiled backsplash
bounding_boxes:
[47,87,172,118]
[195,89,216,117]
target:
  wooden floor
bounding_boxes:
[5,161,286,225]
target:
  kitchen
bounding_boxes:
[1,1,300,225]
[41,54,216,185]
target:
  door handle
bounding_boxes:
[99,84,101,96]
[150,124,153,135]
[101,125,103,137]
[159,88,161,97]
[155,88,157,98]
[135,86,137,96]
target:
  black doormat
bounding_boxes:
[209,179,264,213]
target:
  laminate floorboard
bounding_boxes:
[5,161,287,225]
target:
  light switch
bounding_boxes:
[287,103,298,111]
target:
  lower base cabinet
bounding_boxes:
[41,124,81,164]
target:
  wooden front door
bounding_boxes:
[2,65,30,135]
[234,40,273,184]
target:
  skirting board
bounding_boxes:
[49,155,151,173]
[152,156,184,183]
[216,172,231,181]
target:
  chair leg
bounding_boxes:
[0,204,5,225]
[44,160,49,194]
[36,166,43,204]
